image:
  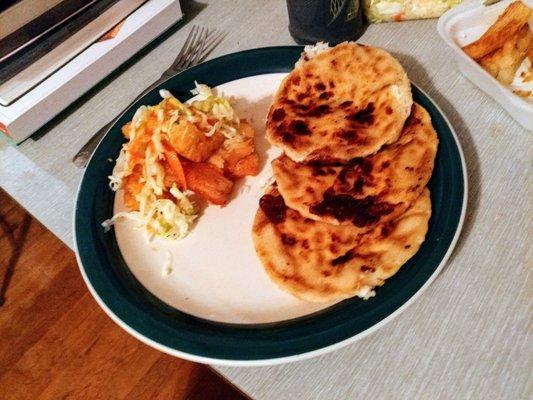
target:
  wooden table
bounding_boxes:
[1,1,531,398]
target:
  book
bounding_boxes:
[0,0,183,143]
[0,0,64,40]
[0,0,144,105]
[0,0,111,63]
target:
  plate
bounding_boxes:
[74,46,467,366]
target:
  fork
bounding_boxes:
[72,26,225,168]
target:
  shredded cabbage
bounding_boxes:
[162,251,173,276]
[101,211,144,231]
[102,185,197,241]
[108,147,127,191]
[142,192,196,240]
[295,42,331,67]
[159,89,172,99]
[105,83,241,241]
[189,81,242,140]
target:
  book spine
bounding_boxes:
[0,121,11,138]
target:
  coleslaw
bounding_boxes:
[102,83,242,241]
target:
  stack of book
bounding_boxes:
[0,0,183,143]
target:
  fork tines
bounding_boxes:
[172,26,227,72]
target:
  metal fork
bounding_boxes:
[72,26,225,168]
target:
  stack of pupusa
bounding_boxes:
[253,43,439,303]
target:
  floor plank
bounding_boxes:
[0,189,248,400]
[0,262,86,374]
[125,355,207,400]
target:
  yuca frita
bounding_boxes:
[253,42,438,302]
[462,1,533,93]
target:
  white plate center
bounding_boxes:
[113,73,338,324]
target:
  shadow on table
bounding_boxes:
[180,0,208,20]
[393,52,481,271]
[0,198,32,306]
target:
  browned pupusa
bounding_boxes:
[254,43,437,303]
[252,186,431,303]
[266,42,412,163]
[272,103,438,226]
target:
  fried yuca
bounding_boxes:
[462,1,532,60]
[478,24,533,85]
[104,84,260,240]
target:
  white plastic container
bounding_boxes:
[438,0,533,130]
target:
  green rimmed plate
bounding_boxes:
[74,46,467,366]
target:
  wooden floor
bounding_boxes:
[0,189,248,400]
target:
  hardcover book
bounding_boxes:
[0,0,183,143]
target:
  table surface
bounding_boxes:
[1,1,531,399]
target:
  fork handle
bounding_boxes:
[72,121,114,168]
[72,75,172,168]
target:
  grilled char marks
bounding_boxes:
[311,166,336,177]
[277,119,312,145]
[290,120,310,136]
[309,189,395,227]
[269,73,336,144]
[308,104,331,117]
[272,108,285,121]
[265,43,413,163]
[346,102,375,125]
[281,233,297,245]
[271,103,437,231]
[331,249,354,266]
[333,158,374,194]
[271,78,381,152]
[259,194,287,224]
[340,101,353,108]
[252,184,432,303]
[276,98,377,142]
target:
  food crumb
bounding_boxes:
[162,265,172,276]
[513,89,532,98]
[260,175,275,191]
[239,184,251,194]
[356,285,376,300]
[162,251,173,277]
[159,89,172,99]
[520,69,533,83]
